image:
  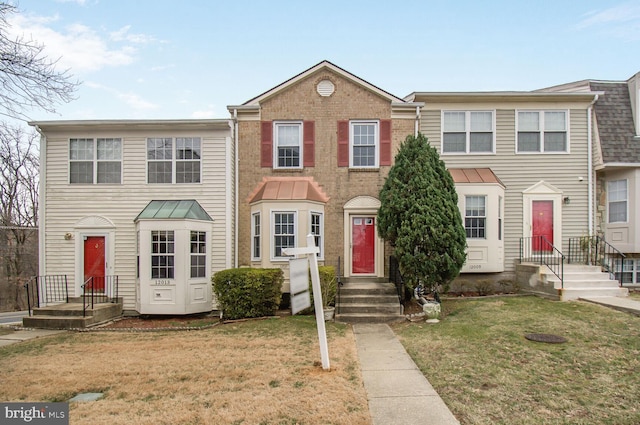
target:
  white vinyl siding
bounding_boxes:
[421,107,590,273]
[42,125,232,311]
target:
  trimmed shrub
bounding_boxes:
[213,268,283,320]
[301,265,337,314]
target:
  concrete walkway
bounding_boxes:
[580,296,640,316]
[353,323,459,425]
[0,328,66,347]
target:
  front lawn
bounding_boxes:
[394,296,640,425]
[0,317,370,425]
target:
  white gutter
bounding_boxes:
[233,109,239,268]
[33,125,46,277]
[588,94,599,237]
[415,106,421,136]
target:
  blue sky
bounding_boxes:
[7,0,640,122]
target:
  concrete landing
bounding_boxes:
[353,323,459,425]
[580,296,640,316]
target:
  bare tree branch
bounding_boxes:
[0,3,79,121]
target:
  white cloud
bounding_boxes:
[86,81,158,111]
[576,2,640,40]
[6,13,154,73]
[191,108,217,119]
[110,25,156,44]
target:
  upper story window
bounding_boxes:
[147,137,201,184]
[69,138,122,184]
[274,122,302,169]
[350,121,379,168]
[261,121,314,168]
[517,111,568,153]
[608,179,628,223]
[465,195,486,239]
[442,111,494,154]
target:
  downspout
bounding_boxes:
[587,95,598,237]
[233,109,239,268]
[415,106,420,136]
[34,125,46,277]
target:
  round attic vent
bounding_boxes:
[317,79,335,97]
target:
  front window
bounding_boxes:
[465,195,486,239]
[274,122,302,169]
[608,179,628,223]
[151,230,174,279]
[147,137,201,183]
[273,212,296,259]
[70,138,122,184]
[310,212,323,258]
[517,111,568,153]
[443,111,494,154]
[614,258,640,285]
[176,138,201,183]
[350,121,379,168]
[190,231,206,278]
[251,212,261,260]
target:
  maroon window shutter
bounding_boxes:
[380,119,392,166]
[260,121,273,167]
[337,120,349,167]
[303,121,315,167]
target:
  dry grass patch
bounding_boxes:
[394,296,640,425]
[0,316,370,425]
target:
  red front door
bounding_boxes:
[84,236,105,291]
[352,217,375,274]
[532,201,553,252]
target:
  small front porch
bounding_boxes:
[22,275,123,329]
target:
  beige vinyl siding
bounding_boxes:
[42,128,231,311]
[422,106,591,273]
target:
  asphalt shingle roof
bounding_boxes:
[590,81,640,163]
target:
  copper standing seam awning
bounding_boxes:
[248,177,330,203]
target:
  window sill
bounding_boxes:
[348,167,380,172]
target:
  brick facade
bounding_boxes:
[235,67,415,275]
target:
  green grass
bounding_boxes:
[394,296,640,425]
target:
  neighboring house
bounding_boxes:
[29,120,235,314]
[540,72,640,284]
[406,90,599,277]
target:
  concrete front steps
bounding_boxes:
[335,280,403,323]
[541,264,628,301]
[22,298,123,329]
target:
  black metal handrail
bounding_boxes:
[568,236,625,281]
[519,236,565,288]
[23,275,69,316]
[81,275,119,317]
[389,255,405,303]
[335,257,343,314]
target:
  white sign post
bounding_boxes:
[283,234,330,370]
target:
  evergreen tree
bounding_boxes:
[378,133,466,293]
